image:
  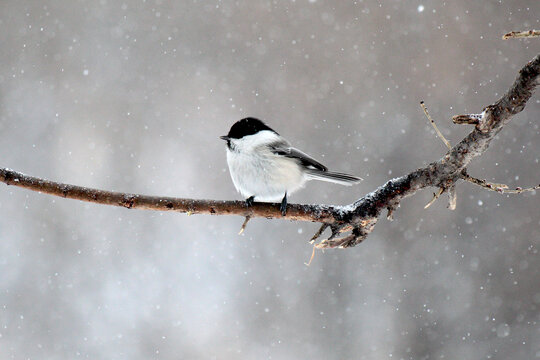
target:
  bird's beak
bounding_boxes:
[220,136,229,141]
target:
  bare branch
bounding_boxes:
[0,168,338,223]
[1,53,539,248]
[461,170,540,194]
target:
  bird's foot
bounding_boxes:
[280,193,287,216]
[245,196,255,208]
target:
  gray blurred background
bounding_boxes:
[0,1,539,359]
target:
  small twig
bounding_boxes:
[462,172,540,194]
[424,187,444,209]
[314,224,346,248]
[315,233,356,249]
[447,185,457,210]
[501,186,540,194]
[315,237,345,249]
[304,245,317,266]
[421,101,452,149]
[238,216,251,235]
[503,30,540,40]
[309,223,329,244]
[315,228,367,250]
[386,207,394,221]
[463,174,507,192]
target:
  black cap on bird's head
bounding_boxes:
[220,117,278,141]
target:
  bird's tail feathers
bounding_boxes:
[305,170,363,186]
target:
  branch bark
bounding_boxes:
[1,53,539,248]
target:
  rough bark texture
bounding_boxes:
[1,53,539,248]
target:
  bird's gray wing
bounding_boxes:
[269,141,328,172]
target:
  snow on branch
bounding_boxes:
[1,52,539,249]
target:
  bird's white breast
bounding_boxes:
[226,131,306,201]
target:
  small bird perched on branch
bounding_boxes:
[221,117,362,215]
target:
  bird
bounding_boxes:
[220,117,362,215]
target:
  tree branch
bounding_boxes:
[0,168,338,222]
[1,53,539,248]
